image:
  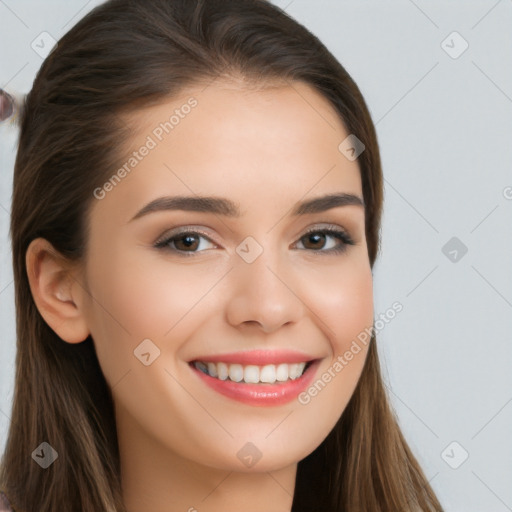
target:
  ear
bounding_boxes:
[25,237,90,344]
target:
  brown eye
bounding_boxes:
[302,232,327,250]
[296,227,354,255]
[173,233,200,251]
[154,229,217,256]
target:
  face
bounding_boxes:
[79,79,374,473]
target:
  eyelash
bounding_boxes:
[153,224,355,257]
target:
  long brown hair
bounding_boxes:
[0,0,444,510]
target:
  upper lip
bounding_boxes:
[190,349,318,366]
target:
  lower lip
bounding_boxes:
[189,360,320,406]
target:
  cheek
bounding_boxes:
[319,258,373,401]
[287,256,373,448]
[82,246,223,384]
[301,253,374,352]
[331,265,373,351]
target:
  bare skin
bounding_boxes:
[26,78,374,512]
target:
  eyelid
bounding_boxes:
[299,222,352,239]
[153,225,219,248]
[293,223,355,254]
[153,222,356,254]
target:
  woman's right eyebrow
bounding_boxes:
[128,192,365,223]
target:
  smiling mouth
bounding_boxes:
[191,360,314,384]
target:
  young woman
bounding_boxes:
[0,0,444,510]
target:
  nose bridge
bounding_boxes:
[226,234,304,331]
[237,236,281,292]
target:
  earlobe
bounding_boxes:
[25,237,90,344]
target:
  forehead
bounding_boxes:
[92,80,363,224]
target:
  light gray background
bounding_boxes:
[1,1,511,510]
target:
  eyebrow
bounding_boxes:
[129,192,365,222]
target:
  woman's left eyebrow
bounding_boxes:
[128,192,364,223]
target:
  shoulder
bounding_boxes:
[0,491,13,512]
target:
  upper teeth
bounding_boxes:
[193,361,307,383]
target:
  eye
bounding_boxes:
[154,224,355,256]
[154,228,217,256]
[294,225,354,255]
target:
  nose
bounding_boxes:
[225,245,305,334]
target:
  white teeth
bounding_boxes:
[244,365,260,383]
[276,363,289,382]
[207,362,218,378]
[260,364,276,383]
[228,364,244,382]
[217,362,228,381]
[193,361,308,383]
[289,363,303,380]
